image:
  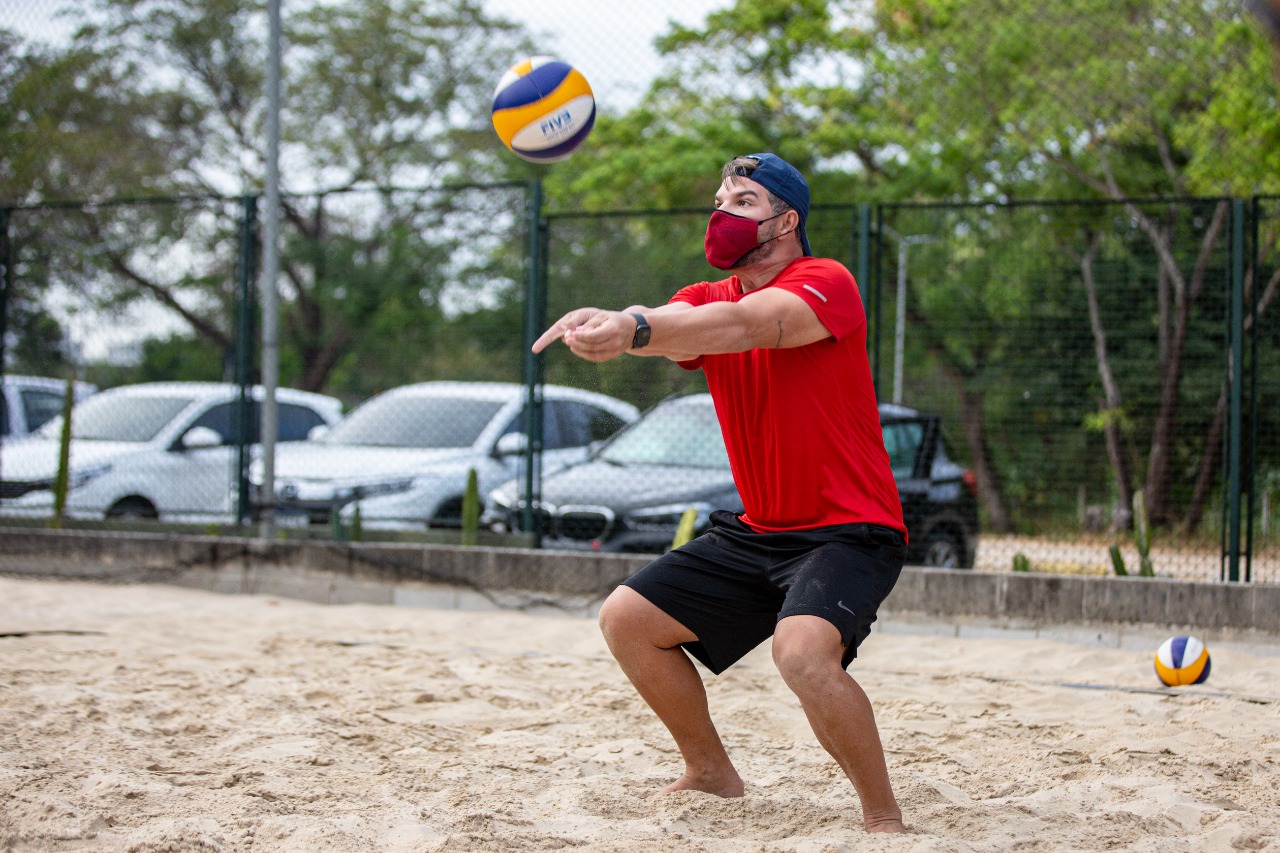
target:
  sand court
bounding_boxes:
[1,575,1278,851]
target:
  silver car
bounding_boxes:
[263,381,639,530]
[0,382,342,522]
[2,374,97,440]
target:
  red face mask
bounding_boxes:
[703,210,787,270]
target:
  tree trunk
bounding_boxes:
[1184,389,1225,534]
[1129,201,1227,526]
[957,385,1012,533]
[1079,233,1135,529]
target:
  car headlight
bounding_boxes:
[626,501,716,531]
[68,463,112,490]
[268,477,416,503]
[346,478,415,500]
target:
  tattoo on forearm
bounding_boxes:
[775,321,783,347]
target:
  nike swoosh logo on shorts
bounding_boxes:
[837,600,856,616]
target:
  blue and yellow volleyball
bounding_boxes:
[1154,635,1211,686]
[491,56,595,163]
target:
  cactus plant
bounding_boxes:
[1108,544,1128,576]
[461,468,480,546]
[1133,491,1154,577]
[671,507,698,550]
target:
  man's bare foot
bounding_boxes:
[660,769,745,798]
[864,815,906,833]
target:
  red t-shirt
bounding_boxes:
[671,257,905,536]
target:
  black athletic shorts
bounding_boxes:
[623,509,906,675]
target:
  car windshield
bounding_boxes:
[38,394,196,442]
[323,395,505,448]
[881,420,924,478]
[599,400,730,469]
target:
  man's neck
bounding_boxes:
[737,251,804,293]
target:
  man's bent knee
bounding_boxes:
[772,615,845,686]
[599,586,696,650]
[597,586,639,642]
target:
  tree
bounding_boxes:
[554,0,1278,534]
[6,0,535,394]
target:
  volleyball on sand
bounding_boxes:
[491,56,595,163]
[1154,635,1211,686]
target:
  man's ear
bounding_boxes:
[784,209,802,239]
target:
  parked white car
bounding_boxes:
[0,382,342,522]
[2,374,97,440]
[262,381,639,530]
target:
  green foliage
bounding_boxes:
[1,299,70,378]
[600,0,1279,205]
[1012,552,1031,573]
[0,33,187,203]
[134,334,227,383]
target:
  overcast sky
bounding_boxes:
[483,0,732,111]
[1,0,732,110]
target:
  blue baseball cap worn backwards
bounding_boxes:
[744,152,812,256]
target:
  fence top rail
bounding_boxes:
[547,200,875,223]
[881,194,1238,212]
[0,180,532,214]
[4,190,1271,218]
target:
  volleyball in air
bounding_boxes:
[491,56,595,163]
[1154,635,1211,686]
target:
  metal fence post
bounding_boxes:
[871,204,884,394]
[0,207,9,386]
[0,208,9,491]
[235,195,259,526]
[1244,195,1262,583]
[522,179,545,546]
[856,203,873,367]
[1224,198,1245,582]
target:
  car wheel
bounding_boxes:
[107,497,158,520]
[429,496,466,529]
[922,529,967,569]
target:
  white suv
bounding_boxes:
[0,382,342,522]
[2,374,97,440]
[263,381,639,530]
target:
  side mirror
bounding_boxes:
[181,426,223,450]
[493,432,528,457]
[307,424,330,440]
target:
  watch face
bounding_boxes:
[631,315,651,348]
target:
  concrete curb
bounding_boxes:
[1,528,1277,641]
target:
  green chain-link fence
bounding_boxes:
[2,188,1276,583]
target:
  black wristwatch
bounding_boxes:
[630,313,651,349]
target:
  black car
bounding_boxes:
[483,394,979,568]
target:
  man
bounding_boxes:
[532,153,907,834]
